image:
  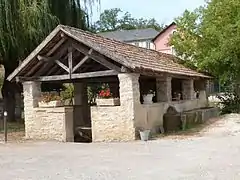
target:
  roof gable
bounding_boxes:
[152,22,176,42]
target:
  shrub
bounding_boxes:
[217,91,240,114]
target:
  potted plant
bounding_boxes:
[38,92,63,108]
[96,84,120,106]
[143,90,155,104]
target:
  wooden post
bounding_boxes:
[3,111,7,143]
[68,47,73,79]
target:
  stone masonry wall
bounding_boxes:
[182,79,195,100]
[91,106,135,142]
[91,73,140,142]
[23,81,41,139]
[23,81,74,142]
[156,77,172,102]
[30,107,74,142]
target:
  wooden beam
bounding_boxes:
[35,62,54,76]
[25,61,44,76]
[55,60,69,73]
[72,49,93,73]
[46,53,69,76]
[7,26,64,81]
[17,70,118,82]
[72,43,121,72]
[46,37,66,56]
[37,41,70,62]
[121,66,131,73]
[68,47,73,77]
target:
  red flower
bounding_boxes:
[99,88,111,98]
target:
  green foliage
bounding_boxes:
[170,0,240,84]
[60,84,74,105]
[0,0,98,70]
[93,8,164,32]
[87,83,101,105]
[0,0,57,70]
[217,91,240,114]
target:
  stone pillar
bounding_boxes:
[182,79,195,100]
[119,73,140,108]
[23,81,41,138]
[156,77,172,102]
[118,73,140,140]
[74,82,90,129]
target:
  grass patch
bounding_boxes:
[0,122,24,133]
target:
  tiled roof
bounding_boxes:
[98,28,159,42]
[61,25,209,78]
[8,25,210,81]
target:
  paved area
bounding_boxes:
[1,114,240,180]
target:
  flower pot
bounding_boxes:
[139,130,151,141]
[38,100,63,108]
[96,98,120,106]
[143,94,154,104]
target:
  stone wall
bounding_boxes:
[23,81,41,138]
[156,77,172,102]
[182,79,195,100]
[135,98,208,133]
[91,106,135,142]
[27,107,74,142]
[91,73,140,142]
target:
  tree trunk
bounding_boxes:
[1,78,17,122]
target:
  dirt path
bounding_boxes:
[0,114,240,180]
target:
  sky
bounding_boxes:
[92,0,206,25]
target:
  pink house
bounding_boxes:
[153,22,177,55]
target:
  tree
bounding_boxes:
[94,8,163,32]
[170,0,240,85]
[0,0,98,121]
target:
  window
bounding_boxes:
[146,42,151,49]
[134,42,139,47]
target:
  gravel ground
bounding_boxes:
[1,114,240,180]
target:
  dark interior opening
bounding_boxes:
[172,78,183,101]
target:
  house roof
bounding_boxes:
[98,28,159,42]
[152,22,176,42]
[7,25,210,81]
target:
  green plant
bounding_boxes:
[217,91,240,114]
[87,84,102,105]
[60,84,74,105]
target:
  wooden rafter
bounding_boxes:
[25,61,44,76]
[72,49,93,73]
[55,60,69,73]
[27,37,67,77]
[72,42,121,72]
[46,36,66,56]
[68,47,73,77]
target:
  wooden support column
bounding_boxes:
[74,82,91,130]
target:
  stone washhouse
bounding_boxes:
[8,25,218,142]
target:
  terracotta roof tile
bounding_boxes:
[61,25,209,78]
